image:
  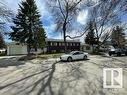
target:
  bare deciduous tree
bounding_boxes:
[111,25,126,48]
[47,0,84,52]
[0,2,13,32]
[0,2,13,48]
[48,0,122,53]
[65,0,121,51]
[88,0,121,51]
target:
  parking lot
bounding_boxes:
[0,55,127,95]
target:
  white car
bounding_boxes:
[60,51,88,62]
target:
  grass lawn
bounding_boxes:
[18,53,64,61]
[38,53,64,59]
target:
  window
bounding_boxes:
[59,43,61,46]
[70,43,72,46]
[79,52,83,54]
[62,43,65,46]
[73,52,80,55]
[54,42,57,46]
[67,43,68,46]
[50,42,52,46]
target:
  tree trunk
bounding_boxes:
[63,22,67,53]
[34,33,38,52]
[96,38,100,53]
[27,43,31,55]
[64,31,67,53]
[91,44,94,53]
[34,45,37,52]
[34,28,38,52]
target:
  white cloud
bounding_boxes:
[1,0,21,13]
[1,0,87,42]
[35,0,51,19]
[44,26,86,42]
[1,0,51,19]
[77,9,88,25]
[52,33,63,39]
[44,24,57,38]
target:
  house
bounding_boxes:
[80,43,93,53]
[125,37,127,47]
[7,39,81,55]
[45,38,80,53]
[7,42,28,55]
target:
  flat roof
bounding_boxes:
[45,38,80,43]
[7,42,26,46]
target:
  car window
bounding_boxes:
[73,52,80,55]
[70,51,75,54]
[80,52,83,54]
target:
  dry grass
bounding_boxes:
[18,53,63,61]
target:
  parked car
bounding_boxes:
[108,47,127,56]
[60,51,88,62]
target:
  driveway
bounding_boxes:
[0,55,127,95]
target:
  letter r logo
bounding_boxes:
[103,68,123,88]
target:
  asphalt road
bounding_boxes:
[0,55,127,95]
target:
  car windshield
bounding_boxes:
[70,51,78,54]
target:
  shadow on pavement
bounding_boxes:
[0,57,116,95]
[0,57,25,68]
[0,61,58,95]
[59,59,90,63]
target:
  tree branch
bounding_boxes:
[66,27,89,39]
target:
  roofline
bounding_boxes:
[45,38,80,43]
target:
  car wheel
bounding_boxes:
[83,55,87,60]
[109,53,112,56]
[67,57,72,62]
[125,52,127,56]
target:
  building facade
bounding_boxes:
[7,42,28,55]
[7,39,81,55]
[45,38,80,53]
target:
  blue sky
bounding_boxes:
[1,0,88,42]
[1,0,127,43]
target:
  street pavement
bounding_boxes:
[0,55,127,95]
